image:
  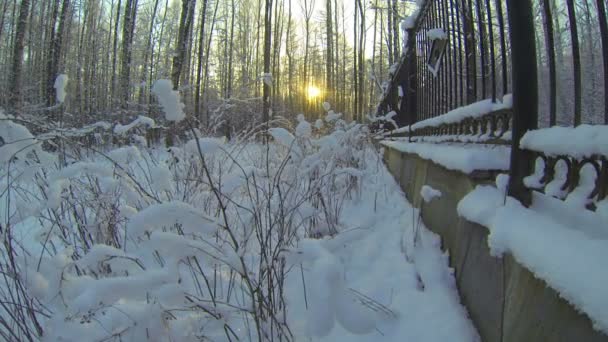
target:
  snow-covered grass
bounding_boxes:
[1,106,478,341]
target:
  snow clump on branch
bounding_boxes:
[54,74,69,103]
[152,79,186,122]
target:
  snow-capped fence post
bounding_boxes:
[506,0,538,207]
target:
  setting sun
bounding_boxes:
[306,85,322,100]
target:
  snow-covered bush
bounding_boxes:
[0,104,378,340]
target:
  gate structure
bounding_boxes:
[378,0,608,208]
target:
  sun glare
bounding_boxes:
[306,85,321,99]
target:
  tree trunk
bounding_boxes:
[386,0,393,65]
[325,0,333,100]
[172,0,195,90]
[110,0,122,108]
[195,0,209,120]
[8,0,31,110]
[262,0,272,124]
[120,0,138,110]
[46,0,71,108]
[139,0,160,106]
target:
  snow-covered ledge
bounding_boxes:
[381,139,607,341]
[458,184,608,335]
[381,141,511,174]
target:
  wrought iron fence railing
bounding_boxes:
[377,0,608,207]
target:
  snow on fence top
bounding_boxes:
[520,124,608,159]
[427,28,447,41]
[389,95,512,135]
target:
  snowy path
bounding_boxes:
[286,166,479,341]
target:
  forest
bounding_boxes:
[0,0,419,134]
[1,0,607,341]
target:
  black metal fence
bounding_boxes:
[378,0,608,206]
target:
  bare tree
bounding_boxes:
[262,0,273,124]
[172,0,196,90]
[8,0,31,110]
[46,0,71,108]
[119,0,138,109]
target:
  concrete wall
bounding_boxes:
[383,146,608,342]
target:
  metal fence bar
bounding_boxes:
[484,0,496,102]
[440,0,452,111]
[566,0,582,126]
[475,0,487,100]
[454,0,464,106]
[506,0,538,206]
[596,0,608,124]
[464,0,476,104]
[495,0,508,96]
[541,0,557,126]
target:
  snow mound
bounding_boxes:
[421,185,442,203]
[127,201,218,237]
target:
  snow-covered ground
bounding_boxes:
[286,165,479,341]
[0,107,478,341]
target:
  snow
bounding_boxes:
[150,164,173,192]
[369,111,398,130]
[152,79,186,122]
[114,115,156,134]
[381,141,511,174]
[127,201,218,237]
[421,185,442,203]
[0,111,39,163]
[1,114,479,341]
[388,96,512,134]
[458,182,608,334]
[401,16,417,30]
[262,72,273,86]
[296,114,312,137]
[520,124,608,159]
[54,74,69,103]
[268,127,295,147]
[108,145,142,164]
[325,110,342,122]
[286,160,479,341]
[315,119,324,129]
[544,159,568,199]
[427,28,447,41]
[185,136,225,156]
